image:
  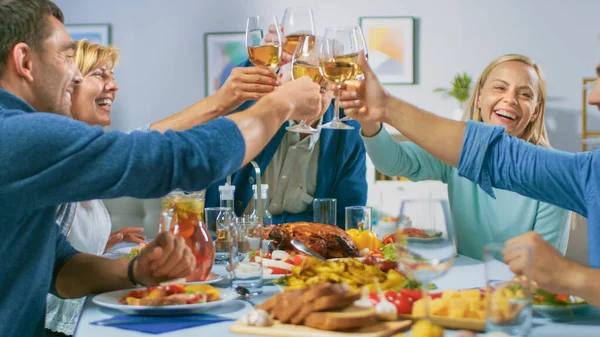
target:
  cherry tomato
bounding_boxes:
[264,252,272,259]
[126,290,147,298]
[382,234,395,244]
[383,291,414,315]
[163,285,186,294]
[363,255,378,266]
[400,288,423,300]
[268,267,290,275]
[377,260,398,272]
[399,288,442,301]
[293,255,307,266]
[368,293,381,305]
[555,294,570,303]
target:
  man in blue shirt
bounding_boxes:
[337,53,600,307]
[0,1,322,336]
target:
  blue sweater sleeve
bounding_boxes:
[0,111,245,211]
[50,232,80,297]
[458,121,591,217]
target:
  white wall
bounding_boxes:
[54,0,598,263]
[54,0,600,151]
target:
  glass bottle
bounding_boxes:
[250,184,272,227]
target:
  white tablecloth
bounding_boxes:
[75,254,600,337]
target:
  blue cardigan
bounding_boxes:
[205,60,368,227]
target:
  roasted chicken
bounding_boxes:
[267,222,360,259]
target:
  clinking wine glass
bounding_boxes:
[286,35,323,134]
[339,26,368,122]
[281,7,316,56]
[246,15,282,70]
[396,196,456,320]
[319,27,364,130]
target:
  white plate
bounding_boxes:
[534,302,590,316]
[92,287,237,315]
[189,273,225,284]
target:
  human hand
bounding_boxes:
[104,227,145,253]
[215,66,279,113]
[267,76,322,122]
[338,52,390,127]
[132,232,196,285]
[503,232,573,294]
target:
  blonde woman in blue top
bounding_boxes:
[360,54,571,260]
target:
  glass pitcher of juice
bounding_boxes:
[160,190,214,282]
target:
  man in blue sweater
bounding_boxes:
[205,61,368,227]
[0,1,322,336]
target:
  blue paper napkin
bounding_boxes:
[91,313,235,334]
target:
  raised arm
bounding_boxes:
[0,77,321,212]
[339,53,591,217]
[362,125,451,183]
[149,65,278,132]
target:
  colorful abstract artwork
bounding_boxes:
[204,32,248,97]
[359,17,415,84]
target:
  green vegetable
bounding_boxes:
[381,243,396,261]
[248,250,258,259]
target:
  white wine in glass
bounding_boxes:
[281,7,316,55]
[246,15,282,70]
[287,35,323,134]
[319,27,363,130]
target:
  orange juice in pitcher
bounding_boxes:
[160,190,214,282]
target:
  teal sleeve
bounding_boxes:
[533,202,571,255]
[361,126,452,183]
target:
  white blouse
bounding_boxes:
[46,200,112,335]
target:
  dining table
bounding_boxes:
[75,245,600,337]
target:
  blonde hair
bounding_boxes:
[73,39,119,76]
[463,54,551,148]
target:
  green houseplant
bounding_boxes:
[434,72,473,110]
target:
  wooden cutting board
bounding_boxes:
[230,320,412,337]
[398,314,485,332]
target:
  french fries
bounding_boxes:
[281,257,406,292]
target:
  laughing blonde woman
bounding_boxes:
[359,54,571,260]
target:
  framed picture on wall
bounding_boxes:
[65,24,111,45]
[359,16,415,84]
[204,32,247,97]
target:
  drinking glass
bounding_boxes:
[339,26,367,122]
[205,207,231,265]
[484,243,533,336]
[319,27,366,130]
[313,198,337,226]
[345,206,372,231]
[396,197,456,320]
[287,35,324,134]
[160,190,214,282]
[230,217,263,295]
[246,15,282,69]
[281,7,315,55]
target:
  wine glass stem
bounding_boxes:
[333,84,341,121]
[422,281,430,320]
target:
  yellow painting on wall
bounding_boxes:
[359,17,415,84]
